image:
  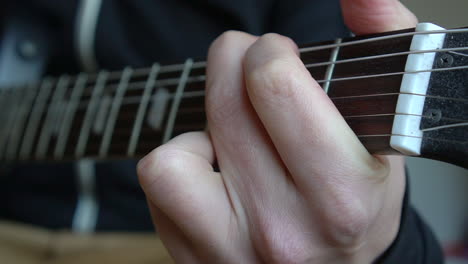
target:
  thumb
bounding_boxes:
[340,0,418,35]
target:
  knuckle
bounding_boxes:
[137,145,184,189]
[254,217,312,264]
[323,197,370,250]
[247,57,299,106]
[259,33,293,46]
[209,30,246,57]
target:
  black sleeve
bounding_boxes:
[375,175,444,264]
[267,0,350,43]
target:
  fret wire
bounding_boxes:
[99,67,133,158]
[75,71,109,158]
[19,79,54,160]
[85,61,206,83]
[163,59,193,143]
[35,76,70,159]
[127,63,161,156]
[0,88,26,160]
[54,74,88,158]
[322,38,341,94]
[77,75,206,98]
[5,84,40,160]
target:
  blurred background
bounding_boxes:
[401,0,468,263]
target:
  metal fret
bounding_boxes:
[127,63,160,156]
[19,79,54,159]
[147,87,170,130]
[54,74,88,159]
[75,71,108,158]
[322,38,342,94]
[35,76,70,159]
[5,84,40,160]
[99,67,133,158]
[162,59,193,143]
[0,88,25,160]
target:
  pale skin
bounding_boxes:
[137,0,419,263]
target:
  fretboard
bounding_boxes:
[1,27,466,163]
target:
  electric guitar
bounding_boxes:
[0,23,467,168]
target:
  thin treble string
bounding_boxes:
[304,47,468,68]
[299,28,468,53]
[314,65,468,84]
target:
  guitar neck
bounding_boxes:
[1,25,467,168]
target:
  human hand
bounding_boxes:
[138,0,418,263]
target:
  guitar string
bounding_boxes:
[55,131,467,156]
[2,45,468,103]
[3,63,467,156]
[3,29,468,158]
[63,111,468,134]
[10,64,468,107]
[298,28,468,52]
[304,47,468,68]
[421,122,468,132]
[448,51,468,58]
[68,125,467,154]
[59,27,468,82]
[4,79,468,144]
[4,113,466,160]
[2,28,468,93]
[6,88,468,124]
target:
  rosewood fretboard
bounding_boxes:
[1,27,463,163]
